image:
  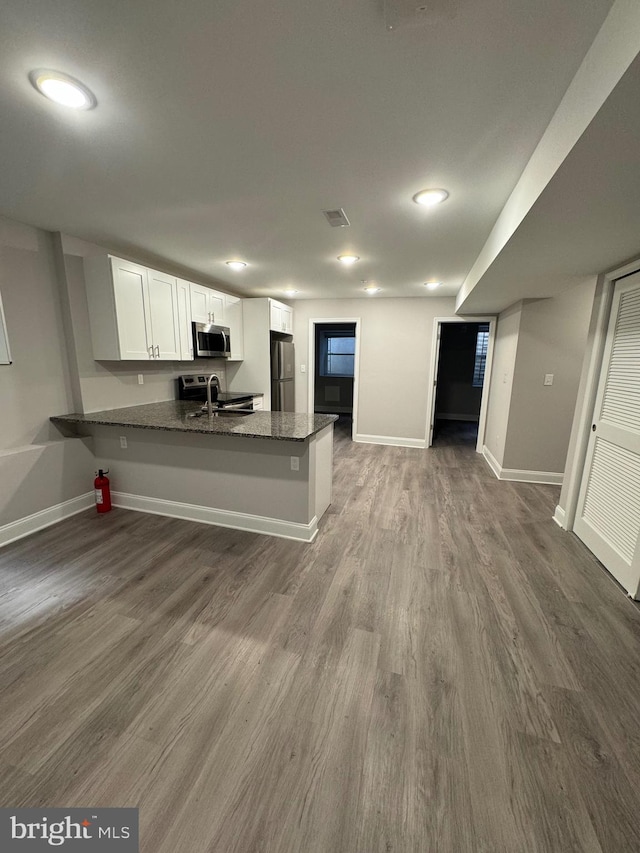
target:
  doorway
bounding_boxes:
[308,318,360,441]
[426,316,496,451]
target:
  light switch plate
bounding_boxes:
[544,374,554,386]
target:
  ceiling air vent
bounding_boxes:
[322,208,350,228]
[384,0,460,30]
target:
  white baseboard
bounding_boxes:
[0,492,94,549]
[482,446,564,486]
[112,491,319,543]
[553,505,567,529]
[482,446,502,479]
[354,433,426,449]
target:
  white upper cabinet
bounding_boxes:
[85,255,181,361]
[270,301,282,332]
[84,255,240,362]
[224,294,244,361]
[269,299,293,334]
[190,283,225,325]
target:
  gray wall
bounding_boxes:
[484,278,596,474]
[484,303,522,467]
[0,217,94,528]
[556,276,610,522]
[503,282,596,472]
[90,426,313,523]
[292,297,458,441]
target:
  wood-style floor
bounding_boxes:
[2,417,640,852]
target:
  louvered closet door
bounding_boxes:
[574,272,640,598]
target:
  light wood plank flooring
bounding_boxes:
[2,418,640,852]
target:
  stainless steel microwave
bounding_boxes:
[192,322,231,358]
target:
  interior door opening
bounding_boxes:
[308,319,360,442]
[426,317,495,452]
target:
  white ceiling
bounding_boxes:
[0,0,618,304]
[458,49,640,313]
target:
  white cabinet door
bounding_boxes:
[270,301,283,332]
[190,284,225,325]
[147,270,181,360]
[574,272,640,598]
[225,294,244,360]
[190,283,211,324]
[209,291,225,324]
[269,299,293,333]
[111,258,153,360]
[176,278,194,361]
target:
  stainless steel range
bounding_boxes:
[176,374,255,410]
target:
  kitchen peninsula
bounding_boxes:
[52,402,337,542]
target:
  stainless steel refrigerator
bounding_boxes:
[271,340,295,411]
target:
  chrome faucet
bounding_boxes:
[206,374,220,416]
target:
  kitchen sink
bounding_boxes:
[187,408,255,419]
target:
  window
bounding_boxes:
[472,324,490,387]
[320,332,355,377]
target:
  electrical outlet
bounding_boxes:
[290,456,299,471]
[137,374,144,385]
[544,373,554,386]
[300,364,306,373]
[119,436,128,449]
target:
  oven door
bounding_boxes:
[192,323,231,358]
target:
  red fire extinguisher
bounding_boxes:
[94,469,112,513]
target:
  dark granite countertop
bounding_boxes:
[51,401,338,443]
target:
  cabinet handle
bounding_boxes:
[148,346,154,359]
[155,345,160,358]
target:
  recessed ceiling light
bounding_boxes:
[29,69,96,110]
[424,281,442,290]
[284,289,298,296]
[337,254,360,265]
[226,261,248,270]
[363,285,381,294]
[412,188,449,207]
